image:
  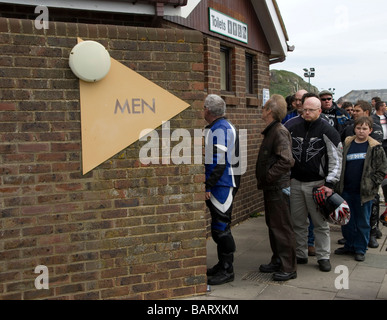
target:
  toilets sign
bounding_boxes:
[209,8,248,44]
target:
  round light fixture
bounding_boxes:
[69,41,111,82]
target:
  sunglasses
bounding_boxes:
[321,98,332,102]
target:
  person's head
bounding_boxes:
[354,116,373,142]
[286,95,293,107]
[342,101,354,117]
[302,95,322,122]
[353,100,371,120]
[375,100,386,115]
[262,94,287,123]
[203,94,226,123]
[290,95,297,110]
[371,96,381,107]
[286,94,296,110]
[336,97,346,108]
[294,89,308,114]
[319,90,333,111]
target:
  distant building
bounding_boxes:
[341,89,387,103]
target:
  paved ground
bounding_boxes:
[188,211,387,300]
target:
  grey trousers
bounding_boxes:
[290,179,331,260]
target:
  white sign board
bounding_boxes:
[208,8,248,44]
[263,89,270,106]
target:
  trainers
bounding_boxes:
[334,247,354,255]
[317,259,331,272]
[337,238,346,245]
[354,253,365,261]
[296,257,308,264]
[207,269,234,285]
[368,236,379,248]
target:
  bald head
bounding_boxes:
[304,96,321,108]
[302,96,322,122]
[295,89,308,98]
[294,90,308,114]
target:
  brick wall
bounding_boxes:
[0,17,208,300]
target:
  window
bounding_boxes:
[220,46,231,92]
[245,53,254,94]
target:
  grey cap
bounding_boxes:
[319,90,333,97]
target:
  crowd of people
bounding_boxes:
[203,91,387,286]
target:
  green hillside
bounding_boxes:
[270,69,319,97]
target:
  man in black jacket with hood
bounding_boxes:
[285,93,343,272]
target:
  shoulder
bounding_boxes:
[373,122,382,129]
[368,136,381,148]
[284,115,302,128]
[320,118,341,141]
[344,135,356,146]
[274,122,290,135]
[320,117,337,131]
[278,125,292,141]
[211,118,232,130]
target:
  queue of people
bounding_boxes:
[204,92,387,286]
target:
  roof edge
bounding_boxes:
[0,0,193,16]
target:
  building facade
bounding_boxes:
[0,0,291,299]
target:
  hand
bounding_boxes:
[318,186,333,197]
[205,192,211,200]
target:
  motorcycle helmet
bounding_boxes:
[312,187,350,225]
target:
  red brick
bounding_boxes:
[18,143,49,153]
[22,226,53,236]
[0,102,16,110]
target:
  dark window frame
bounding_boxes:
[220,46,232,92]
[245,53,254,94]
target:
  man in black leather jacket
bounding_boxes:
[285,93,343,272]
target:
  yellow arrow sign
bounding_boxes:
[79,43,190,174]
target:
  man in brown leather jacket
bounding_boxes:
[256,94,297,281]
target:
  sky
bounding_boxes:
[272,0,387,99]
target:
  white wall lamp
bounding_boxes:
[69,40,111,82]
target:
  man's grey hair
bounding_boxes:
[204,94,226,117]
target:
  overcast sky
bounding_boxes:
[272,0,387,99]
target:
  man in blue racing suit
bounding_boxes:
[204,94,241,286]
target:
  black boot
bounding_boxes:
[207,263,234,285]
[207,262,222,277]
[208,253,234,285]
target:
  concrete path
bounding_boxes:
[190,213,387,300]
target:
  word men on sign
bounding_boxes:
[115,98,156,114]
[209,8,248,44]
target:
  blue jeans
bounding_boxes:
[341,191,372,255]
[308,215,314,246]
